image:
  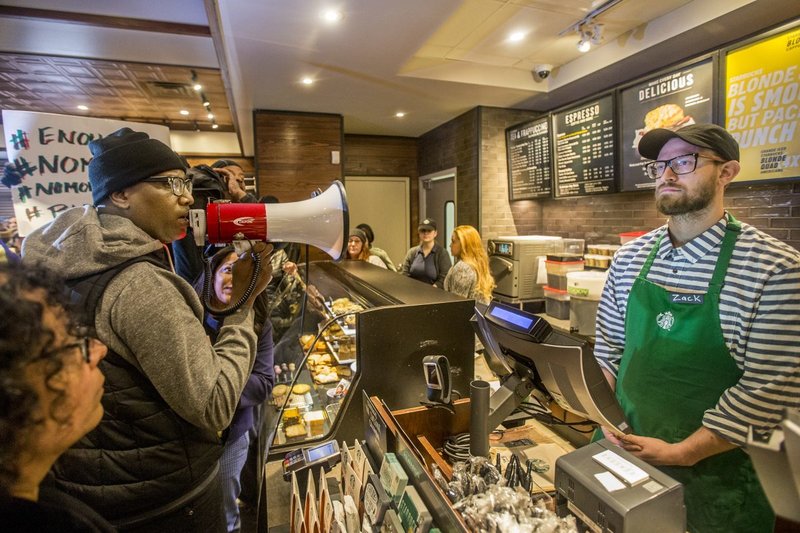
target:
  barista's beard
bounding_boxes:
[655,175,717,216]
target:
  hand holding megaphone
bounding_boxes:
[188,181,349,260]
[203,242,274,316]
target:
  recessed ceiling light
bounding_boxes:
[395,112,406,118]
[302,77,314,85]
[508,31,525,43]
[77,105,88,111]
[179,109,190,116]
[207,113,214,120]
[212,124,219,129]
[321,9,342,23]
[193,83,202,91]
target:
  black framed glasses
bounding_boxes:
[142,175,193,197]
[644,153,727,180]
[43,337,96,364]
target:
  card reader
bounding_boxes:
[282,440,341,481]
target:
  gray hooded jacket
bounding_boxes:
[23,206,258,522]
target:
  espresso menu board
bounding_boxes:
[620,58,714,191]
[506,117,552,200]
[553,96,616,197]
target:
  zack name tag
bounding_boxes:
[670,293,704,304]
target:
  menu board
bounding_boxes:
[725,25,800,182]
[620,59,715,191]
[553,95,616,197]
[505,117,552,200]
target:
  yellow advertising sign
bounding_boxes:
[726,26,800,181]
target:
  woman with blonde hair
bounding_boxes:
[444,225,495,304]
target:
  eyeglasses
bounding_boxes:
[44,337,99,365]
[142,175,193,197]
[644,153,727,180]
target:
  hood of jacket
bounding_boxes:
[22,206,165,279]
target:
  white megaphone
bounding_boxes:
[188,180,349,260]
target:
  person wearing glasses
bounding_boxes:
[0,262,113,532]
[401,218,452,288]
[594,124,800,533]
[22,128,273,532]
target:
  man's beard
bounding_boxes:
[655,176,716,216]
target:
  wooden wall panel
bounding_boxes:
[344,134,418,246]
[253,111,343,203]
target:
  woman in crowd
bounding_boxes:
[401,218,451,288]
[356,223,397,271]
[444,225,495,304]
[194,247,274,532]
[0,262,113,532]
[346,228,387,268]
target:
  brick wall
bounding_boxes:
[418,109,479,228]
[479,107,540,240]
[534,181,800,250]
[421,106,800,251]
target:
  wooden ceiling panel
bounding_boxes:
[0,53,231,132]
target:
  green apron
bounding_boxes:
[616,215,774,533]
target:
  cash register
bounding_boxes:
[472,301,686,533]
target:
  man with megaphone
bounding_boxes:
[21,127,273,532]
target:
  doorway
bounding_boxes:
[344,176,410,269]
[419,169,456,257]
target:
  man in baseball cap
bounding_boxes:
[593,122,800,532]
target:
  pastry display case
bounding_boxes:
[265,260,476,458]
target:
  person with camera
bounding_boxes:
[171,160,256,285]
[22,128,273,532]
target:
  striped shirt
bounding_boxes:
[595,214,800,446]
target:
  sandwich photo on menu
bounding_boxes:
[632,103,694,149]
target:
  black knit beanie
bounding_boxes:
[88,127,188,205]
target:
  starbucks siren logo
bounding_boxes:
[656,311,675,331]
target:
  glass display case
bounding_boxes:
[264,260,476,458]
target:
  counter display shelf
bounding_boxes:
[265,260,476,459]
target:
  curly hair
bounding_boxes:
[0,262,72,496]
[452,225,495,302]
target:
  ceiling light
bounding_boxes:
[508,31,525,43]
[302,77,314,85]
[321,9,342,23]
[559,0,617,53]
[207,113,214,120]
[395,112,406,118]
[179,109,190,116]
[212,123,219,130]
[77,105,88,111]
[193,83,202,91]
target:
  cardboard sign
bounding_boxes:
[1,111,171,236]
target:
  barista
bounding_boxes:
[594,124,800,533]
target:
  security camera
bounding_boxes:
[534,64,553,80]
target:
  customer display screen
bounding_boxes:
[488,305,534,330]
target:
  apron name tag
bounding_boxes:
[670,293,704,304]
